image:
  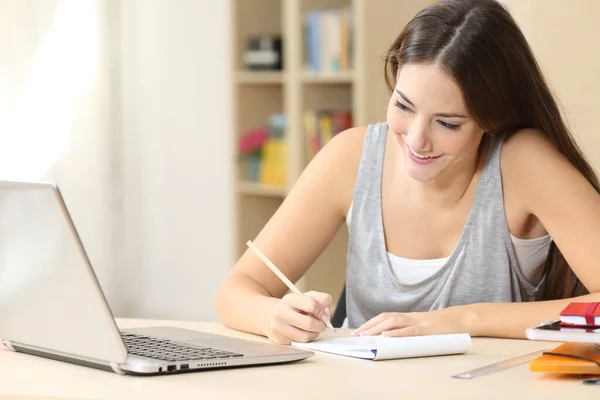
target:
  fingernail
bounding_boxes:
[321,315,330,325]
[324,307,331,318]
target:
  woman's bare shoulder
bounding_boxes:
[500,127,580,214]
[313,126,368,208]
[500,128,562,176]
[325,126,368,160]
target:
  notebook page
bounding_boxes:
[292,333,471,360]
[372,333,471,360]
[292,336,377,359]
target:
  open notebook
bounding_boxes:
[292,333,471,360]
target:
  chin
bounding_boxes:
[405,164,440,182]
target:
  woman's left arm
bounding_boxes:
[354,129,600,339]
[469,128,600,338]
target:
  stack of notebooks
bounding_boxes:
[527,302,600,375]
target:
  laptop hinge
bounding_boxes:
[2,339,15,351]
[10,341,126,374]
[111,362,125,374]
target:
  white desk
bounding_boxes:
[0,318,597,399]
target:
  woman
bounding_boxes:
[216,0,600,345]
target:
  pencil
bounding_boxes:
[246,240,336,332]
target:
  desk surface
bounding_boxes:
[0,318,597,399]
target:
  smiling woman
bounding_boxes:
[216,0,600,345]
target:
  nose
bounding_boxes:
[404,116,432,153]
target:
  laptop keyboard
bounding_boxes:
[121,332,244,362]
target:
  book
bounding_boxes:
[303,110,352,159]
[259,138,287,186]
[526,321,600,343]
[291,333,471,360]
[304,7,352,73]
[560,301,600,327]
[530,342,600,374]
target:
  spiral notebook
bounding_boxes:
[292,333,472,360]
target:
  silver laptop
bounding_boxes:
[0,180,312,375]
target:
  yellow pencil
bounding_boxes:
[246,240,336,332]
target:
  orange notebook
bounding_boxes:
[530,342,600,374]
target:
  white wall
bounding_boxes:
[0,0,234,321]
[0,0,119,306]
[118,0,234,320]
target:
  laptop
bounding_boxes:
[0,180,313,375]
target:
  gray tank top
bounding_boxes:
[345,122,544,328]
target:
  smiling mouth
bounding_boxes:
[407,146,440,160]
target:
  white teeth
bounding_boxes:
[411,149,432,159]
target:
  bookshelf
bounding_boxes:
[232,0,433,311]
[235,71,284,84]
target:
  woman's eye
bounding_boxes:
[438,121,460,131]
[394,99,460,131]
[394,100,412,113]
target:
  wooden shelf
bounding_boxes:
[302,70,354,84]
[231,0,431,312]
[236,181,288,197]
[236,70,354,85]
[235,71,284,85]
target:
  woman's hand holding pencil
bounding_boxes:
[247,240,335,345]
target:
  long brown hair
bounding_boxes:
[383,0,598,300]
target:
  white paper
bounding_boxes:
[292,333,471,360]
[561,315,600,326]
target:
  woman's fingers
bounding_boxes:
[275,300,326,333]
[353,313,412,336]
[381,326,420,337]
[303,291,333,320]
[285,292,331,322]
[352,313,391,335]
[268,293,329,344]
[268,320,320,344]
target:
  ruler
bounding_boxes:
[452,350,548,379]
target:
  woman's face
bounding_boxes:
[386,63,486,182]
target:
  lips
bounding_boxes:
[406,145,440,165]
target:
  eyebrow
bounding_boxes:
[395,89,468,119]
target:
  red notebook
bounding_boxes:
[560,302,600,327]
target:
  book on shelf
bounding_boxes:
[303,110,353,160]
[260,114,287,186]
[304,6,353,74]
[238,113,288,186]
[259,138,287,186]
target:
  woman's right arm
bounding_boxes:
[215,127,365,344]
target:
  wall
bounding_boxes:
[0,0,119,306]
[506,0,600,169]
[118,0,234,320]
[1,0,235,321]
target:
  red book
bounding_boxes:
[560,302,600,327]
